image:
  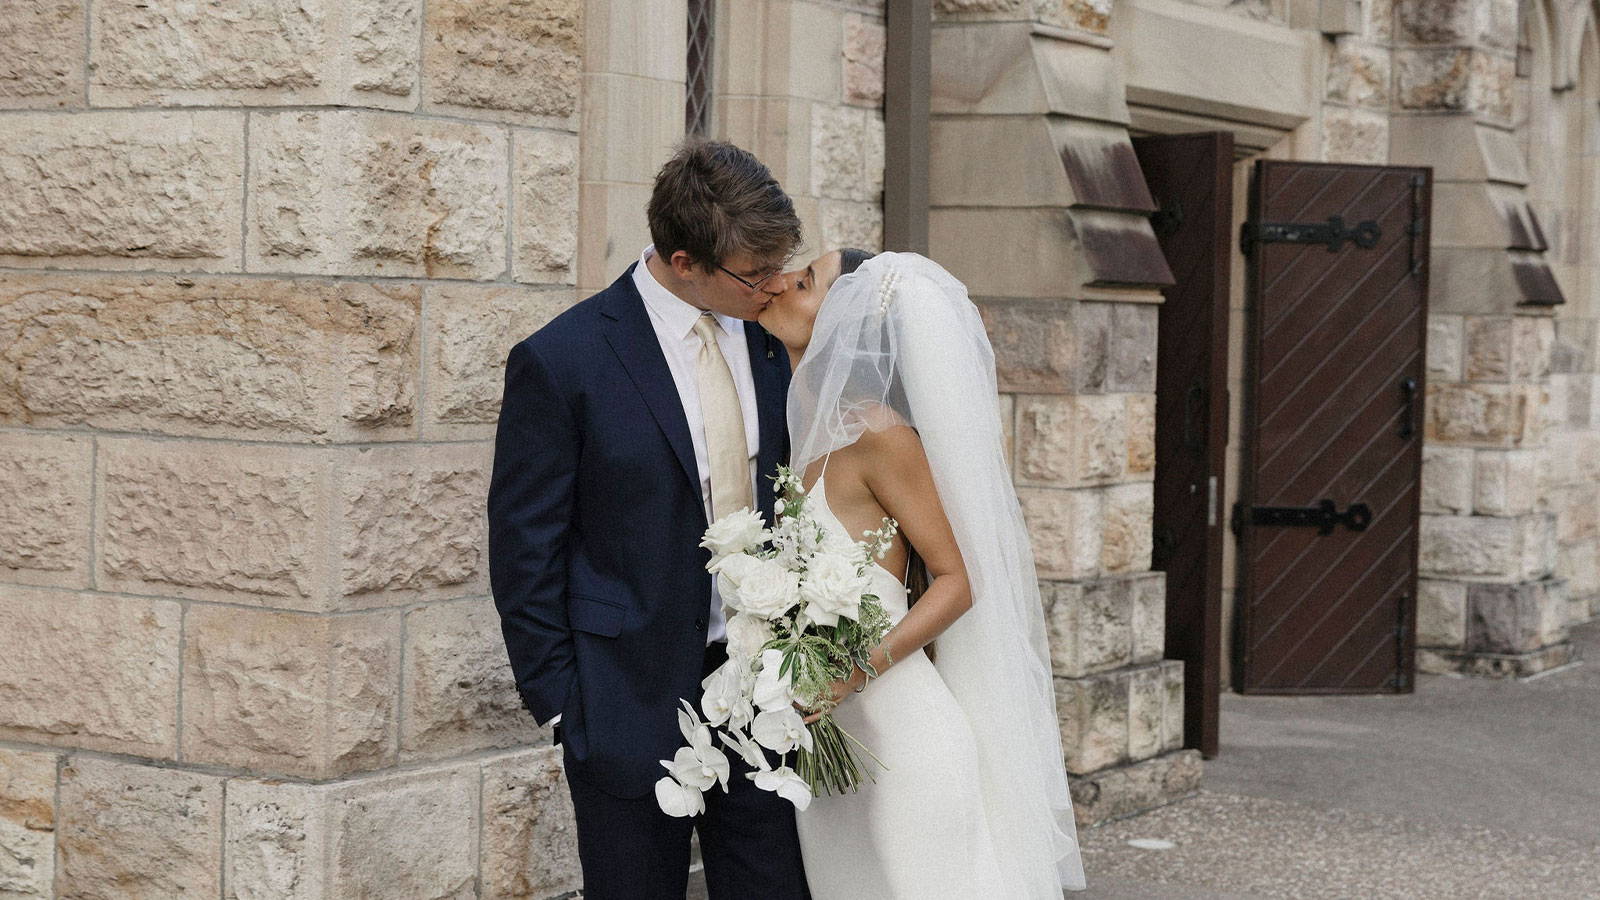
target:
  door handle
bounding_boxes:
[1398,376,1418,439]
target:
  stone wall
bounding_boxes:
[0,0,584,896]
[0,0,894,895]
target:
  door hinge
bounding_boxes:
[1241,215,1381,254]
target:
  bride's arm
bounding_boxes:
[802,424,971,721]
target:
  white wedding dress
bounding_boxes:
[793,470,1009,898]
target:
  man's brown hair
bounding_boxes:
[647,140,802,272]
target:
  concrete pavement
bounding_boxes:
[685,620,1597,898]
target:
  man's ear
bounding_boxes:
[668,250,701,279]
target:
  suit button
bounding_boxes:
[694,618,706,629]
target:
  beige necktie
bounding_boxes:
[692,313,753,523]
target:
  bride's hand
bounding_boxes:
[798,664,870,724]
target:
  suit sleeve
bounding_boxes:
[488,340,578,725]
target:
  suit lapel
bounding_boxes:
[744,321,790,524]
[599,267,700,496]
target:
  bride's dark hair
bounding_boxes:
[835,248,934,629]
[838,247,875,277]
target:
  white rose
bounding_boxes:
[700,508,770,565]
[722,557,801,620]
[725,613,775,659]
[799,551,870,627]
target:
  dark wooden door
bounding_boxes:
[1235,160,1430,694]
[1133,133,1232,758]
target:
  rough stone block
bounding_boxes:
[481,748,581,900]
[327,765,479,898]
[1108,303,1157,393]
[1469,49,1514,123]
[1466,578,1568,654]
[819,199,884,254]
[97,438,330,608]
[89,0,421,108]
[0,589,180,757]
[1126,393,1155,476]
[424,0,581,127]
[224,779,328,900]
[182,605,400,778]
[811,103,884,202]
[249,110,507,279]
[513,129,579,285]
[228,761,480,898]
[57,757,222,898]
[1037,0,1112,33]
[1555,482,1598,544]
[1128,665,1163,762]
[1019,487,1101,580]
[0,433,91,588]
[1131,572,1166,665]
[1055,670,1129,774]
[1396,48,1471,111]
[1421,445,1474,515]
[1427,315,1463,381]
[0,111,243,272]
[425,284,575,437]
[1067,749,1202,828]
[335,443,491,604]
[1159,659,1184,753]
[1419,513,1539,581]
[1016,394,1127,487]
[977,299,1077,394]
[0,748,57,898]
[0,273,420,442]
[1465,316,1513,381]
[843,17,886,107]
[1043,579,1130,678]
[1102,482,1154,575]
[1397,0,1474,42]
[1416,579,1467,648]
[1426,382,1535,447]
[0,1,83,108]
[1320,105,1388,166]
[1473,449,1539,516]
[402,599,546,761]
[1324,36,1389,108]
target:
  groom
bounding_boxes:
[488,141,808,899]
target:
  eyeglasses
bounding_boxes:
[717,262,784,294]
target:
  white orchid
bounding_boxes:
[754,766,814,811]
[654,776,705,818]
[699,661,737,727]
[719,729,771,773]
[751,648,794,712]
[700,508,770,565]
[751,706,812,755]
[662,700,730,791]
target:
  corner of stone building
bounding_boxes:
[930,4,1195,826]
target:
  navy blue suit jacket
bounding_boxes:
[488,265,791,799]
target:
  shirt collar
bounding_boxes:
[635,246,743,342]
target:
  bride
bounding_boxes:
[755,250,1087,897]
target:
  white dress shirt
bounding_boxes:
[634,246,761,645]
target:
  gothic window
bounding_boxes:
[686,0,715,137]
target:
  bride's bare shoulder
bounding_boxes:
[844,400,912,434]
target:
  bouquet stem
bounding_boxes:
[795,714,886,796]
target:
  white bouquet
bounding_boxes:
[655,465,897,816]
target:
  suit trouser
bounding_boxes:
[562,641,812,900]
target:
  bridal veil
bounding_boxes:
[787,251,1087,894]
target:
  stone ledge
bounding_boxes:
[1069,748,1203,828]
[1418,641,1577,679]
